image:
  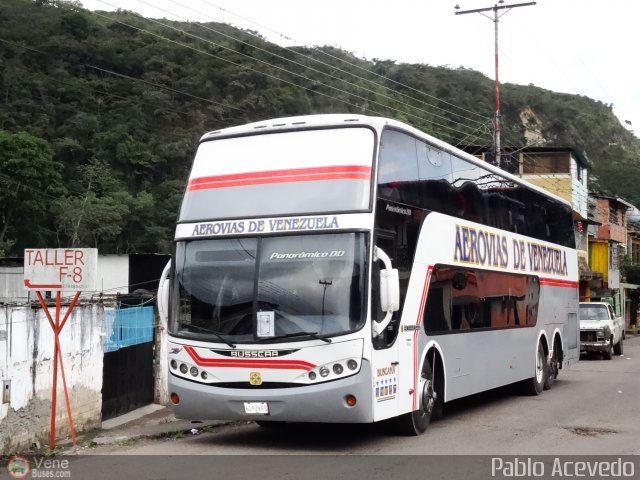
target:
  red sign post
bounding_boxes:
[24,248,97,450]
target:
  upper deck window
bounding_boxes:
[179,127,375,222]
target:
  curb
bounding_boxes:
[91,420,232,446]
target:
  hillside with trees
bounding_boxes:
[1,0,639,255]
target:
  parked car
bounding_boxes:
[579,302,625,359]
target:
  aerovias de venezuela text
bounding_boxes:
[453,225,568,276]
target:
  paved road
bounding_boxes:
[41,336,640,479]
[105,335,640,456]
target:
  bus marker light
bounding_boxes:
[345,395,357,407]
[170,393,180,404]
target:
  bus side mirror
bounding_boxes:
[380,267,400,312]
[373,247,400,337]
[157,261,171,326]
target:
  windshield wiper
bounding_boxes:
[258,331,332,344]
[177,321,236,348]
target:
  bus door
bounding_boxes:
[371,231,402,420]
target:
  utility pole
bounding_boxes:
[455,1,536,169]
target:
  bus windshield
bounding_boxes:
[171,232,367,343]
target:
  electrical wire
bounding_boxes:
[197,0,489,122]
[160,0,488,128]
[92,4,481,141]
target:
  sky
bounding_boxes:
[80,0,640,138]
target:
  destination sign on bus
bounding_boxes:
[186,215,340,237]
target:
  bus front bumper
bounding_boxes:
[168,359,374,424]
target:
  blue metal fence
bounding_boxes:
[104,306,154,353]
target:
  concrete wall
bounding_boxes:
[0,267,28,303]
[523,174,572,205]
[0,303,107,454]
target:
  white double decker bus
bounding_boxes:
[159,114,579,435]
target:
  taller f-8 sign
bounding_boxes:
[23,248,97,291]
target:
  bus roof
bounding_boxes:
[200,114,573,209]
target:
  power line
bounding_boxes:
[198,0,489,122]
[93,3,480,140]
[145,0,486,131]
[0,38,245,113]
[166,0,488,128]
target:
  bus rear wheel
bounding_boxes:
[524,343,546,396]
[544,343,559,390]
[395,363,437,436]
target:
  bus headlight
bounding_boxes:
[302,358,361,382]
[179,363,188,374]
[190,367,199,377]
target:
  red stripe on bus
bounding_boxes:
[539,279,579,288]
[184,346,316,371]
[413,266,433,410]
[186,165,372,191]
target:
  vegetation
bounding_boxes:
[1,0,639,255]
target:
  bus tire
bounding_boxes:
[524,342,546,396]
[395,363,436,436]
[544,343,560,390]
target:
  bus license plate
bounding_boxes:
[244,402,269,414]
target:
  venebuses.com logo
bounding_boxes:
[6,456,30,479]
[5,455,71,478]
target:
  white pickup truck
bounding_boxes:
[579,302,625,359]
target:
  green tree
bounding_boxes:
[52,159,131,249]
[0,130,64,253]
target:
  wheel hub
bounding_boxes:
[420,375,436,415]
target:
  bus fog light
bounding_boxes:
[170,393,180,404]
[308,371,317,380]
[190,367,199,377]
[345,395,357,407]
[170,360,178,370]
[347,359,358,370]
[333,363,344,375]
[201,371,208,380]
[319,367,330,377]
[179,364,188,374]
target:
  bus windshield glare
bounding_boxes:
[171,232,367,343]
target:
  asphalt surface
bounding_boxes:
[11,336,640,480]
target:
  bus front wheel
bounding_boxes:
[395,363,436,436]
